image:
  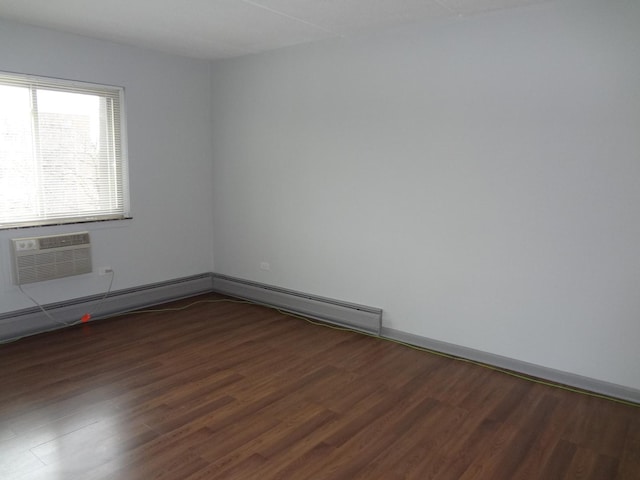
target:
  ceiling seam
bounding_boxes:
[432,0,461,16]
[239,0,344,37]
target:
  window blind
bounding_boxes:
[0,71,129,229]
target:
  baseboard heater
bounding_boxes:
[211,274,382,335]
[0,273,214,342]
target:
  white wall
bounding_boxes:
[210,0,640,390]
[0,20,215,313]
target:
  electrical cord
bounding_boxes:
[83,269,115,322]
[2,294,638,409]
[269,307,640,409]
[14,269,115,330]
[18,284,68,327]
[101,297,640,409]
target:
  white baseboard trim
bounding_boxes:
[211,274,382,335]
[0,273,213,342]
[381,326,640,405]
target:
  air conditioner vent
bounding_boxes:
[11,232,92,285]
[38,232,90,250]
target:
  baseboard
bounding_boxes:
[0,273,213,342]
[3,271,635,404]
[382,327,640,405]
[211,274,382,335]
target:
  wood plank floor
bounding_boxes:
[0,293,638,479]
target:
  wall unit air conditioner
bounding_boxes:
[11,232,92,285]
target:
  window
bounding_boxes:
[0,71,129,229]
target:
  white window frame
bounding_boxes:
[0,71,130,229]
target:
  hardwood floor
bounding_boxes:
[0,293,638,479]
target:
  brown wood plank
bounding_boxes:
[0,292,638,480]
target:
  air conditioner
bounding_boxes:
[11,232,92,285]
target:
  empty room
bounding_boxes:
[0,0,639,478]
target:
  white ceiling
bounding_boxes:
[0,0,553,60]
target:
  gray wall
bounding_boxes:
[0,20,215,313]
[210,0,640,390]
